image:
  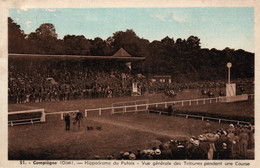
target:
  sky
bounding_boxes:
[9,8,254,52]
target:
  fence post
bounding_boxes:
[61,113,64,120]
[216,98,218,103]
[112,107,114,115]
[197,100,199,105]
[156,103,158,108]
[189,100,191,106]
[219,119,221,123]
[41,109,46,122]
[165,103,167,108]
[99,108,101,116]
[135,105,137,113]
[85,110,88,117]
[182,101,184,106]
[31,119,33,124]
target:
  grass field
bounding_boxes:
[8,89,254,160]
[9,113,234,160]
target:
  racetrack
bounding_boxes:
[8,89,254,160]
[9,113,232,160]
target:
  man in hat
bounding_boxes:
[228,124,236,133]
[162,143,172,159]
[140,150,147,160]
[190,140,206,159]
[167,105,173,116]
[154,149,162,159]
[175,141,186,159]
[107,154,114,160]
[75,112,83,130]
[117,151,124,160]
[129,153,136,160]
[239,128,249,158]
[227,130,236,158]
[205,120,211,133]
[247,125,254,149]
[186,138,195,159]
[94,155,101,160]
[65,113,70,130]
[135,150,142,160]
[123,152,130,160]
[205,133,217,160]
[218,143,229,159]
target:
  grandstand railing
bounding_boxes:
[8,109,45,126]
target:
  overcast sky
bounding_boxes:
[9,8,254,52]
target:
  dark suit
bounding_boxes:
[65,114,70,130]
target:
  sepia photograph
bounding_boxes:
[5,3,256,164]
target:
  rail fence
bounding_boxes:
[84,94,254,125]
[8,109,45,126]
[45,110,80,120]
[148,110,252,125]
[8,94,254,125]
[84,96,236,117]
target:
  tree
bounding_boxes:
[35,23,57,38]
[90,37,107,56]
[110,29,149,56]
[27,23,58,54]
[187,36,201,50]
[8,17,26,53]
[63,35,91,55]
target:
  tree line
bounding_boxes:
[8,17,254,82]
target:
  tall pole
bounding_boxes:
[228,67,230,84]
[227,62,232,84]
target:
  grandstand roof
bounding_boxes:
[9,48,145,60]
[112,48,132,57]
[9,54,145,60]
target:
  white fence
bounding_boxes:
[8,109,45,126]
[85,94,254,117]
[45,110,79,120]
[85,96,228,117]
[85,103,149,117]
[149,109,252,125]
[9,94,254,125]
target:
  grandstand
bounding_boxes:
[8,48,146,104]
[8,50,254,160]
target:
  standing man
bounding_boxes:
[205,120,211,133]
[239,128,249,158]
[65,113,70,131]
[75,112,83,130]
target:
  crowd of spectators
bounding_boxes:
[95,123,254,160]
[8,58,254,104]
[8,59,149,104]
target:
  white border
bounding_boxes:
[0,0,259,167]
